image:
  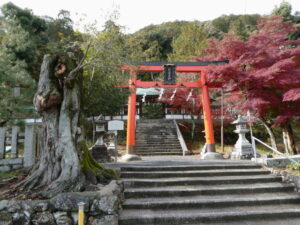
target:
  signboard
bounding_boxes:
[163,64,176,85]
[95,124,105,132]
[108,120,124,131]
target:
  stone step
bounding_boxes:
[120,164,262,172]
[137,125,175,127]
[136,139,180,143]
[138,119,173,123]
[136,148,182,151]
[123,193,300,210]
[137,128,176,131]
[137,135,178,139]
[187,218,300,225]
[136,141,180,143]
[123,175,282,188]
[121,169,270,178]
[136,142,180,145]
[124,183,295,198]
[136,152,183,156]
[136,145,181,149]
[119,205,300,225]
[136,151,183,154]
[136,139,180,142]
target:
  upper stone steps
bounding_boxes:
[135,119,182,155]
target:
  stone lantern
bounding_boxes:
[231,115,254,159]
[90,120,111,162]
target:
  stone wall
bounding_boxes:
[0,180,123,225]
[266,167,300,191]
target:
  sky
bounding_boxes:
[1,0,300,33]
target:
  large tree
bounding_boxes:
[195,16,300,154]
[14,19,131,197]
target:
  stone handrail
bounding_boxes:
[252,136,300,167]
[173,120,189,156]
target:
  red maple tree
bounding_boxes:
[195,16,300,154]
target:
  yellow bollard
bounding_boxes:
[78,202,85,225]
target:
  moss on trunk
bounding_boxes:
[79,141,119,184]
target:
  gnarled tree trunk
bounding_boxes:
[17,55,116,197]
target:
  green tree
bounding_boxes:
[126,21,188,61]
[82,20,129,118]
[0,3,81,125]
[272,1,300,40]
[211,14,261,40]
[0,4,40,125]
[168,21,208,61]
[272,1,293,21]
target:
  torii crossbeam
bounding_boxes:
[120,61,227,156]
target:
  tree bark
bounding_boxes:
[17,55,116,197]
[282,122,298,155]
[258,117,278,151]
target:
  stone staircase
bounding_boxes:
[136,119,183,155]
[119,159,300,225]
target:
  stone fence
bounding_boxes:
[0,119,42,171]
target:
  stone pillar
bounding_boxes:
[10,126,19,159]
[0,127,6,159]
[24,123,37,167]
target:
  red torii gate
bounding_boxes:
[120,61,227,156]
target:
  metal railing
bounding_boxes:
[252,136,300,167]
[173,120,189,156]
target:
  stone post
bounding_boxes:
[10,126,19,159]
[24,122,37,167]
[0,127,6,159]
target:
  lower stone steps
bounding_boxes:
[124,182,295,198]
[120,168,271,178]
[120,164,261,171]
[123,193,300,209]
[119,206,300,225]
[119,159,300,225]
[123,175,282,188]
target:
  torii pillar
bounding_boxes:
[121,70,141,161]
[200,72,223,159]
